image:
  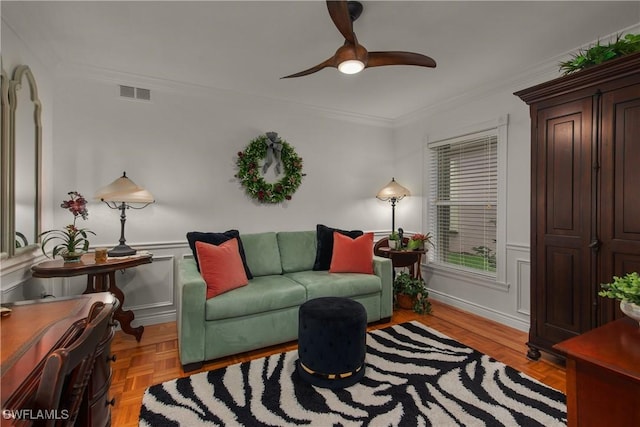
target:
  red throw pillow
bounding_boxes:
[329,231,374,274]
[196,238,249,299]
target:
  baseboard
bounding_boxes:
[428,290,529,332]
[127,310,176,328]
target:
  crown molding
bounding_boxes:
[60,63,394,129]
[394,22,640,127]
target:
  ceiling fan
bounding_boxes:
[281,0,436,79]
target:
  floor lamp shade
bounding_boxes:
[376,178,410,233]
[95,172,154,257]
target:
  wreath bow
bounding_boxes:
[263,132,283,175]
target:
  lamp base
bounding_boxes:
[108,244,137,257]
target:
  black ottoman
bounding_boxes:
[297,297,367,389]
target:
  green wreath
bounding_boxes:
[235,133,305,203]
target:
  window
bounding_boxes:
[426,122,505,278]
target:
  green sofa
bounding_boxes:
[177,230,393,371]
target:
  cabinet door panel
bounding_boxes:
[600,84,640,323]
[534,98,593,342]
[543,113,586,235]
[615,96,640,238]
[541,246,583,341]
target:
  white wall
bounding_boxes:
[391,67,561,330]
[53,67,395,244]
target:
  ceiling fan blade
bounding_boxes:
[326,1,355,44]
[367,51,437,69]
[281,57,336,79]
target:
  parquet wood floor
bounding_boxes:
[109,300,566,426]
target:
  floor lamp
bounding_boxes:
[95,172,154,257]
[376,177,410,233]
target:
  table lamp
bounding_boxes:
[95,172,154,257]
[376,177,410,233]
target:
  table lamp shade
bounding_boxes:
[376,178,410,201]
[95,173,154,203]
[376,178,410,235]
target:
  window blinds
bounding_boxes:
[429,133,498,274]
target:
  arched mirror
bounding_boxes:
[4,65,42,257]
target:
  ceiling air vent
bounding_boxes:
[119,85,135,98]
[119,85,151,101]
[136,88,151,101]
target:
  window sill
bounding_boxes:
[424,262,510,292]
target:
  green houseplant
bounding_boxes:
[559,33,640,75]
[388,231,400,249]
[393,271,432,314]
[599,272,640,326]
[407,232,434,251]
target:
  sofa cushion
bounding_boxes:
[329,232,374,274]
[285,271,381,300]
[186,230,253,279]
[196,239,249,299]
[313,224,363,271]
[205,275,306,321]
[240,232,283,277]
[277,231,317,273]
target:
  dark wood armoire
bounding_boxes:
[515,52,640,359]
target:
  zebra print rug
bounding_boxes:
[140,321,566,426]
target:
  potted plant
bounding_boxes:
[407,232,434,251]
[40,191,95,262]
[598,272,640,326]
[393,271,432,314]
[559,33,640,75]
[388,231,400,250]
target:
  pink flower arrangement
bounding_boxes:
[40,192,95,259]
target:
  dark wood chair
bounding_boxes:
[32,301,114,427]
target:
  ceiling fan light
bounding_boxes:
[338,59,365,74]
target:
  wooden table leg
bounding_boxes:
[85,275,95,294]
[415,253,423,280]
[106,271,144,342]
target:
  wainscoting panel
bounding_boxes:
[515,259,531,316]
[423,243,531,331]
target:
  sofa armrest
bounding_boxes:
[177,258,207,366]
[373,255,393,319]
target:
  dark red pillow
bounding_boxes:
[187,230,253,279]
[196,239,249,299]
[329,232,374,274]
[313,224,363,271]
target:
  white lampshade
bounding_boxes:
[376,178,410,201]
[338,59,365,74]
[95,172,154,204]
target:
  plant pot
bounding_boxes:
[61,252,84,263]
[620,300,640,327]
[396,293,414,310]
[407,240,424,251]
[388,239,399,250]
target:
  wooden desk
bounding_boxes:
[553,317,640,427]
[0,293,116,427]
[377,248,426,279]
[32,252,152,341]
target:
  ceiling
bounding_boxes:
[3,1,639,121]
